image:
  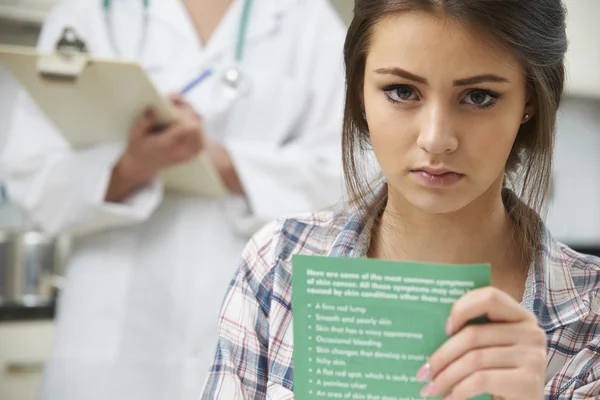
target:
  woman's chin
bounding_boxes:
[396,186,473,215]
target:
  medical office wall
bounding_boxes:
[329,0,353,26]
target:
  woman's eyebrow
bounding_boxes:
[374,67,510,86]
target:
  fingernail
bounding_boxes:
[420,382,434,397]
[442,394,453,400]
[416,363,431,381]
[445,317,453,335]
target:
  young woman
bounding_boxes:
[201,0,600,399]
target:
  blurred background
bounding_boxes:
[0,1,598,399]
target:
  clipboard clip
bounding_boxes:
[37,27,90,81]
[55,27,89,54]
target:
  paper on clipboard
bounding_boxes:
[0,43,229,197]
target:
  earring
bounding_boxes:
[523,114,531,122]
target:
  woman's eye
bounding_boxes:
[463,90,500,108]
[385,85,418,103]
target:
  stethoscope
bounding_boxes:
[102,0,254,95]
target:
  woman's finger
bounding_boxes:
[422,321,547,380]
[448,287,536,334]
[423,345,546,397]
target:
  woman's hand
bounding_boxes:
[416,287,547,400]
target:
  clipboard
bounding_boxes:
[0,29,228,198]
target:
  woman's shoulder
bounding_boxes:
[246,209,353,267]
[553,241,600,280]
[231,209,354,313]
[546,238,600,302]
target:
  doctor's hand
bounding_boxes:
[416,287,546,400]
[167,94,245,196]
[105,102,206,203]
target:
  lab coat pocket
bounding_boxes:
[51,232,136,362]
[266,381,295,400]
[227,72,309,145]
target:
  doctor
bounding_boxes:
[0,0,346,399]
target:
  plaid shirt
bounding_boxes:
[201,190,600,399]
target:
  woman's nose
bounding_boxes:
[416,105,459,155]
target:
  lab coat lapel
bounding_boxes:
[207,0,285,58]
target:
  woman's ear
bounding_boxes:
[522,93,535,124]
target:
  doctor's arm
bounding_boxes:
[1,93,164,237]
[223,5,347,235]
[2,90,209,236]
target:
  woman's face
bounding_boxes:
[363,11,532,214]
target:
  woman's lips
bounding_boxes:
[410,169,464,188]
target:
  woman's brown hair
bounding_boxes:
[342,0,568,262]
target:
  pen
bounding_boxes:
[151,68,212,133]
[179,68,213,95]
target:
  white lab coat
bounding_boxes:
[0,0,346,398]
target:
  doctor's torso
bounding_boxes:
[36,1,346,399]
